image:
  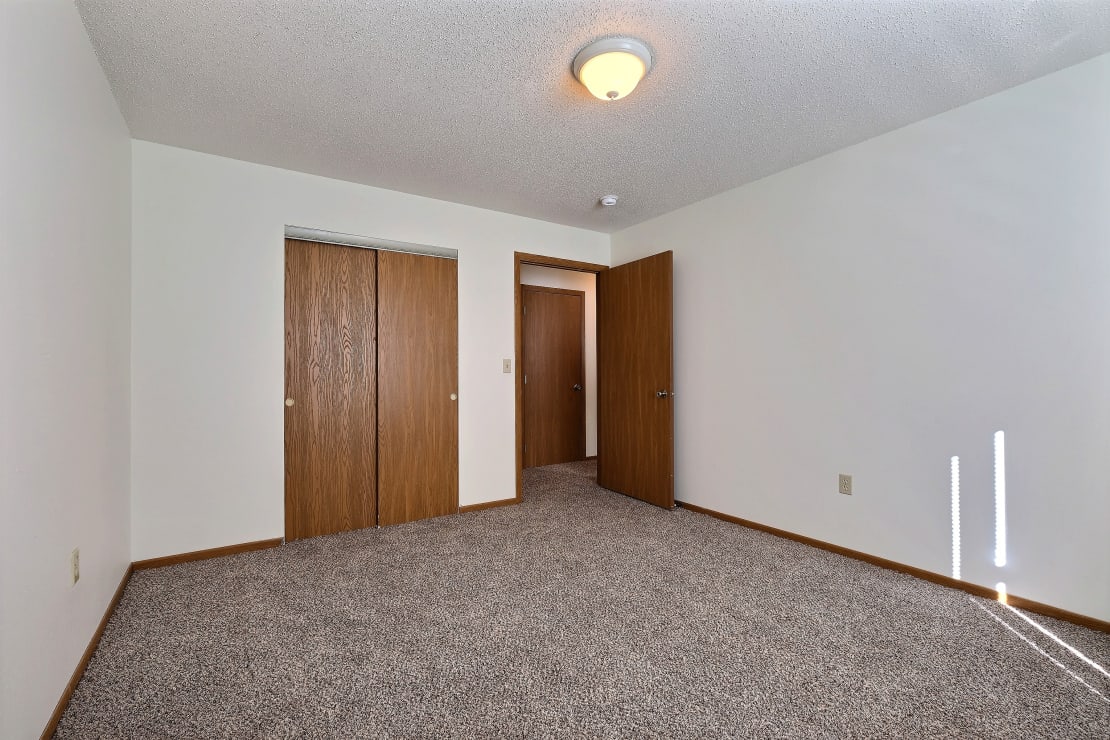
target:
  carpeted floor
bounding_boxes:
[57,460,1110,738]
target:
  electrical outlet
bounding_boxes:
[839,474,852,495]
[70,548,80,585]
[503,358,512,373]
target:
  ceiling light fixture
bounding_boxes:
[573,37,653,101]
[600,195,619,206]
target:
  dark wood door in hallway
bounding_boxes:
[522,285,586,467]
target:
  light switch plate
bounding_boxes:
[503,359,512,373]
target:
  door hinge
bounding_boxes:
[524,374,527,384]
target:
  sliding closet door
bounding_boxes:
[377,250,459,525]
[284,239,378,540]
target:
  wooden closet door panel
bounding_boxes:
[377,251,459,526]
[284,239,378,540]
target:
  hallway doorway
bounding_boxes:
[520,276,594,468]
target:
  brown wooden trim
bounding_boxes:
[132,538,283,571]
[521,284,587,299]
[515,255,522,499]
[517,252,608,274]
[585,455,597,461]
[41,565,133,739]
[677,500,1110,634]
[1003,593,1110,632]
[515,252,608,502]
[459,497,521,513]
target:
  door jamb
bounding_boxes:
[514,252,608,502]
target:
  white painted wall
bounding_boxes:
[0,2,132,736]
[520,266,598,457]
[611,55,1110,621]
[131,142,608,560]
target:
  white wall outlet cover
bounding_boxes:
[838,474,852,495]
[70,548,80,585]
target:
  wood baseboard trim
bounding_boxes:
[676,500,1110,634]
[132,537,284,571]
[584,455,597,461]
[459,497,520,514]
[41,565,133,739]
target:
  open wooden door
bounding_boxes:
[597,251,674,508]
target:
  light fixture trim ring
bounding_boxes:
[572,37,653,79]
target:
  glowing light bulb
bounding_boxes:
[573,38,653,102]
[579,51,646,100]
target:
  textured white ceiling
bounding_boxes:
[76,1,1110,232]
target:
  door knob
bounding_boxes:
[285,398,295,407]
[573,384,583,391]
[656,390,669,398]
[450,393,458,401]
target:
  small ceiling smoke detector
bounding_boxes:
[600,195,619,207]
[573,37,653,101]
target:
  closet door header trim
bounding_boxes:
[284,226,458,260]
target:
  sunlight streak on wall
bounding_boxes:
[993,431,1007,568]
[950,456,961,580]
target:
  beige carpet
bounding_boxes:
[57,460,1110,738]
